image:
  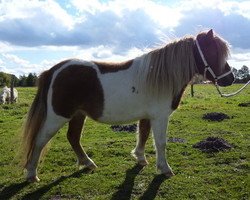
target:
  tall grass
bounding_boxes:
[0,85,249,199]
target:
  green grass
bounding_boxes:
[0,85,249,200]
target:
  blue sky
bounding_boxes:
[0,0,250,76]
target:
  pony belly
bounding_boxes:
[97,113,143,124]
[97,104,147,124]
[97,87,148,124]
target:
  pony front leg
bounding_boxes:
[151,118,174,178]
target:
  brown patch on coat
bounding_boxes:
[52,65,104,120]
[171,86,186,110]
[94,59,133,74]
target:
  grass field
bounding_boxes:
[0,84,249,200]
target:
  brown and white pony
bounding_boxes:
[21,29,234,182]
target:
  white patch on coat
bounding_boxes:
[95,57,174,124]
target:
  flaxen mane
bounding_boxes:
[137,32,230,98]
[137,36,196,97]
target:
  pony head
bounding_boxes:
[194,29,235,87]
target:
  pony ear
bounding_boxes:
[206,29,214,40]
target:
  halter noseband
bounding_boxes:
[195,39,232,82]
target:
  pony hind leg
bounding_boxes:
[132,119,151,166]
[25,113,68,182]
[67,112,97,170]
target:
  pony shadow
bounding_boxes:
[21,167,92,200]
[111,164,144,200]
[0,181,30,199]
[139,174,167,200]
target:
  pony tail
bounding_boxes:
[20,70,51,168]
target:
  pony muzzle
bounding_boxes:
[216,65,235,87]
[204,65,235,87]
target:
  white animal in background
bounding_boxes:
[0,86,18,104]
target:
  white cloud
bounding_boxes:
[0,65,8,73]
[0,0,74,29]
[1,0,249,48]
[228,48,250,69]
[0,0,75,46]
[73,45,147,62]
[71,0,104,14]
[231,49,250,62]
[234,1,250,19]
[2,53,29,66]
[0,42,13,53]
[0,0,250,76]
[0,44,149,76]
[72,0,183,28]
[0,53,38,75]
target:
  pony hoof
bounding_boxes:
[86,163,97,170]
[163,171,175,178]
[78,163,97,171]
[79,163,97,174]
[138,160,148,166]
[27,176,40,183]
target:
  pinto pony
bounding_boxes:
[0,86,18,104]
[21,30,234,182]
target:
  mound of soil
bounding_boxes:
[111,124,137,133]
[168,137,186,143]
[238,102,250,107]
[193,137,233,153]
[202,112,230,122]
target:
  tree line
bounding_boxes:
[0,65,249,87]
[0,72,37,87]
[232,65,250,83]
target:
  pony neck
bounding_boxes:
[137,37,197,98]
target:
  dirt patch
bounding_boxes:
[202,112,230,122]
[193,137,233,153]
[238,102,250,107]
[168,137,186,143]
[111,124,137,133]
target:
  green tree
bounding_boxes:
[238,65,249,80]
[0,72,11,87]
[233,66,250,83]
[26,73,37,86]
[18,75,27,86]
